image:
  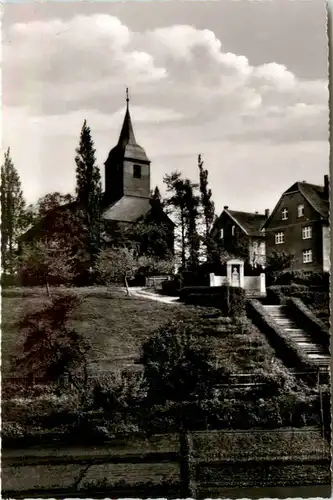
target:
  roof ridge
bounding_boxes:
[228,209,266,216]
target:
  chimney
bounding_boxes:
[265,209,270,218]
[324,174,329,199]
[224,206,229,210]
[255,211,258,215]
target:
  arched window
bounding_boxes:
[133,164,141,179]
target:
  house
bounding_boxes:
[21,92,174,259]
[261,176,330,272]
[210,207,269,268]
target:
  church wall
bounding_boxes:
[123,159,150,198]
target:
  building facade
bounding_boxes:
[262,176,330,272]
[210,208,268,268]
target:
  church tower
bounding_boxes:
[104,89,151,205]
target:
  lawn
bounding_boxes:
[2,286,287,380]
[1,286,207,377]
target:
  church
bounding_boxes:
[100,90,174,255]
[21,91,174,259]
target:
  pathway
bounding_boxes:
[127,287,181,305]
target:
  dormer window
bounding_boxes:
[133,164,141,178]
[281,208,288,220]
[298,204,304,217]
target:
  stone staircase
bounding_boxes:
[262,305,330,370]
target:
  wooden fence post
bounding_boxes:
[179,430,196,498]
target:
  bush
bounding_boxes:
[1,273,21,287]
[1,422,25,440]
[161,278,181,296]
[13,293,91,394]
[180,286,245,317]
[141,320,218,405]
[272,270,329,287]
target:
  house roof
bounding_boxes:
[102,196,152,223]
[262,180,329,229]
[298,182,329,218]
[224,209,267,236]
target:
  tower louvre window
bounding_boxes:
[133,164,141,179]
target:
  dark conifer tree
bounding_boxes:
[1,148,26,274]
[75,120,102,264]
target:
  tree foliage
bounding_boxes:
[128,218,173,260]
[164,171,187,268]
[1,148,26,274]
[19,239,77,295]
[267,250,295,272]
[13,294,91,393]
[183,179,200,270]
[141,321,217,405]
[75,120,102,263]
[19,198,91,288]
[163,172,200,270]
[96,247,141,295]
[25,192,75,227]
[198,154,216,261]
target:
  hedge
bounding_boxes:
[271,270,329,287]
[266,284,328,307]
[161,278,181,296]
[179,286,245,317]
[286,297,330,350]
[246,299,315,372]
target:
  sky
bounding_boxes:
[2,0,329,214]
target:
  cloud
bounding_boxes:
[2,13,328,210]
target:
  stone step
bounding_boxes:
[262,305,329,366]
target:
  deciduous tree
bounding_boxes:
[96,247,141,296]
[198,154,216,261]
[163,173,200,270]
[164,172,187,268]
[19,239,77,296]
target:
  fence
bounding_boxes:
[2,428,330,498]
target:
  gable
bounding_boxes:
[212,210,265,237]
[263,190,320,231]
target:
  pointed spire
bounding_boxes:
[118,87,136,147]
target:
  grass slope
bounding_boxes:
[1,287,205,377]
